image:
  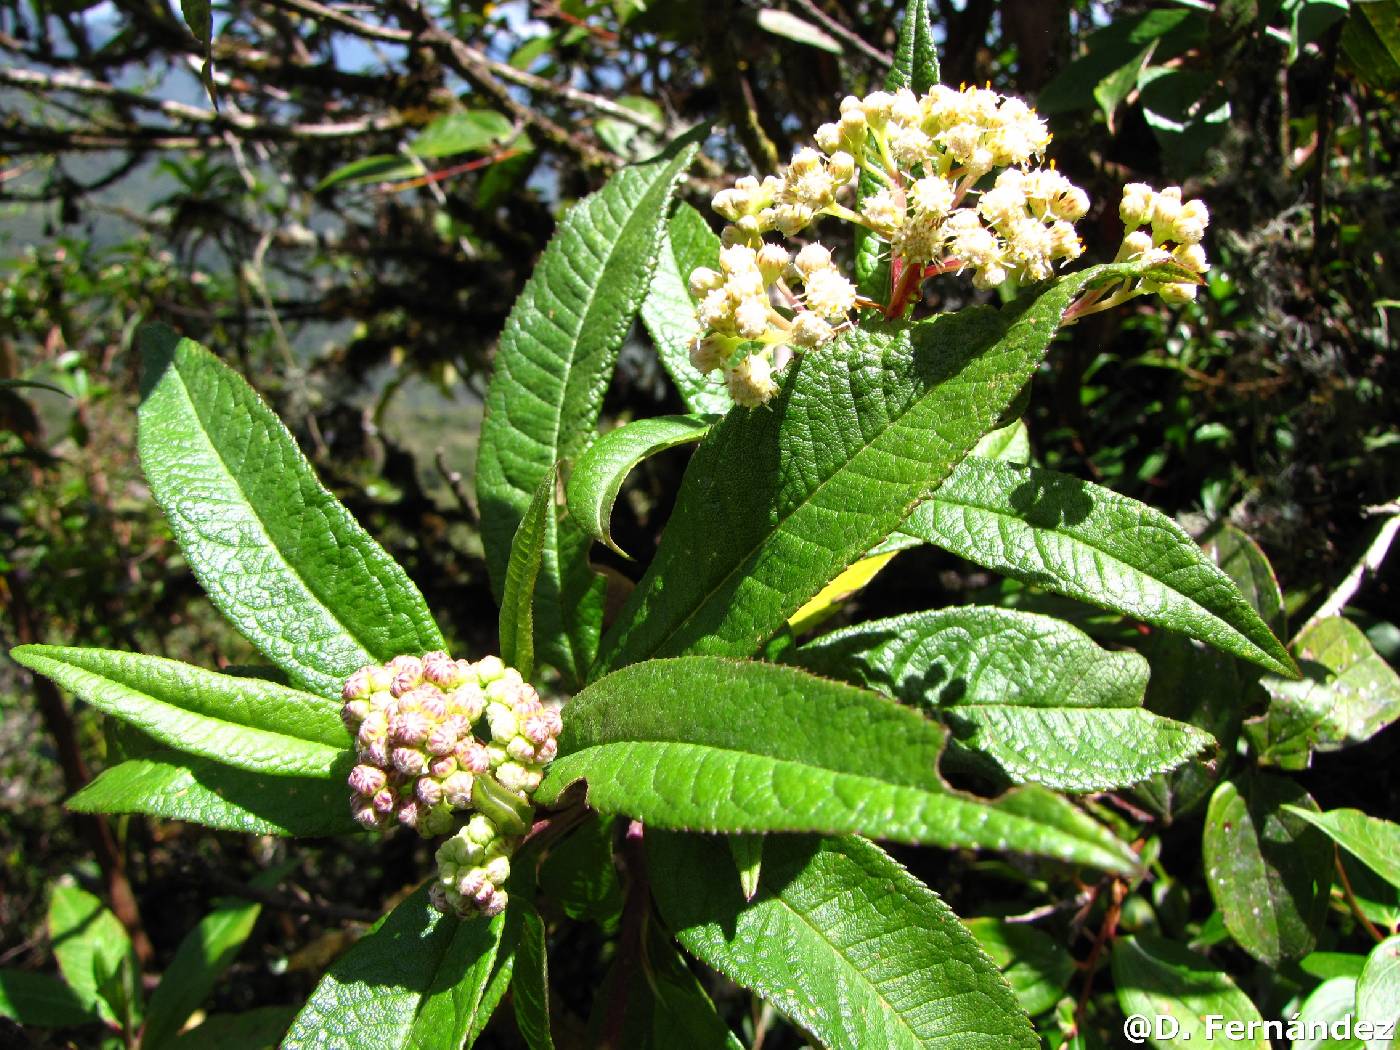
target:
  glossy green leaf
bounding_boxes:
[411,110,513,159]
[0,970,98,1028]
[1248,616,1400,767]
[639,203,730,416]
[1357,936,1400,1050]
[12,646,349,778]
[793,607,1210,791]
[285,887,500,1050]
[66,753,357,837]
[904,458,1296,677]
[644,919,744,1048]
[963,919,1075,1018]
[511,902,554,1050]
[1285,808,1400,894]
[1202,776,1332,966]
[1110,934,1268,1049]
[540,657,1140,873]
[467,934,516,1047]
[567,414,713,557]
[728,834,763,901]
[167,1006,298,1049]
[1292,977,1362,1049]
[1038,9,1204,114]
[142,896,262,1050]
[499,467,555,680]
[1094,41,1155,131]
[1202,524,1286,637]
[137,326,444,698]
[477,132,701,684]
[48,885,139,1028]
[649,831,1037,1050]
[600,263,1162,674]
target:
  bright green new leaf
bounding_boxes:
[903,457,1297,677]
[142,897,263,1050]
[639,202,730,416]
[649,832,1037,1050]
[500,467,556,680]
[66,753,358,837]
[511,902,554,1050]
[167,1006,299,1049]
[137,326,445,698]
[793,607,1210,791]
[963,919,1075,1018]
[12,646,349,778]
[285,887,500,1050]
[1357,936,1400,1050]
[539,657,1140,873]
[0,969,98,1028]
[567,414,713,557]
[728,834,763,901]
[1202,777,1332,967]
[48,885,139,1028]
[1110,934,1268,1049]
[476,130,702,684]
[1285,807,1400,894]
[600,263,1164,674]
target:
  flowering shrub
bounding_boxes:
[9,2,1399,1047]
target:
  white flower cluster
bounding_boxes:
[433,813,517,918]
[1117,183,1210,303]
[341,652,561,838]
[690,84,1092,407]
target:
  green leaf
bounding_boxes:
[600,263,1158,674]
[137,326,444,698]
[180,0,211,45]
[537,814,623,927]
[142,897,263,1050]
[12,646,349,778]
[728,834,763,901]
[567,415,713,557]
[410,110,513,159]
[1293,977,1362,1049]
[1343,1,1400,89]
[1110,934,1268,1049]
[1357,936,1400,1050]
[1094,41,1156,132]
[793,606,1209,791]
[167,1006,298,1049]
[903,458,1297,677]
[316,155,423,192]
[66,753,358,837]
[1284,808,1400,894]
[0,970,99,1028]
[1201,776,1332,966]
[1248,616,1400,767]
[285,887,500,1050]
[1202,524,1286,638]
[511,902,554,1050]
[644,920,744,1048]
[48,885,139,1028]
[500,467,556,680]
[1037,10,1206,115]
[476,131,702,684]
[649,832,1037,1050]
[963,919,1075,1018]
[639,203,730,416]
[1301,953,1370,982]
[755,9,841,52]
[539,657,1140,873]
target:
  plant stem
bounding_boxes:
[1335,852,1386,944]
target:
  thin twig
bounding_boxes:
[1300,499,1400,634]
[789,0,893,66]
[1335,853,1386,944]
[434,447,479,524]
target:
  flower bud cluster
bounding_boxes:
[340,652,561,838]
[1116,183,1210,304]
[431,812,518,918]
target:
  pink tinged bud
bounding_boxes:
[429,883,450,914]
[457,869,488,898]
[480,890,508,917]
[417,689,448,720]
[426,725,458,757]
[372,787,398,815]
[447,685,485,722]
[522,713,553,746]
[507,737,537,763]
[415,777,444,808]
[369,690,394,713]
[391,668,422,698]
[368,666,394,692]
[390,710,432,746]
[457,739,492,774]
[342,667,372,702]
[422,660,457,692]
[397,800,421,829]
[391,747,428,776]
[388,653,423,677]
[484,856,511,885]
[428,754,457,778]
[361,739,390,768]
[495,761,531,794]
[535,738,558,764]
[471,878,497,906]
[353,803,387,831]
[441,771,475,809]
[341,699,370,730]
[349,764,387,796]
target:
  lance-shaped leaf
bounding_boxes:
[476,131,702,682]
[0,970,98,1028]
[285,887,501,1050]
[168,1006,298,1049]
[598,263,1160,674]
[639,202,730,415]
[1202,776,1332,967]
[902,458,1296,677]
[1111,934,1268,1049]
[1285,808,1400,895]
[1203,524,1286,637]
[511,901,554,1050]
[66,753,357,838]
[12,646,349,778]
[499,467,556,680]
[567,414,714,557]
[649,831,1036,1050]
[1291,977,1359,1050]
[791,607,1211,791]
[539,657,1139,874]
[137,326,444,698]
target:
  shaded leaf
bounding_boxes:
[167,1006,298,1050]
[537,814,623,927]
[1285,808,1400,894]
[511,902,554,1050]
[1202,524,1286,638]
[963,919,1075,1018]
[1110,934,1268,1048]
[0,970,98,1028]
[1292,977,1362,1049]
[500,467,556,680]
[316,155,422,192]
[727,834,763,902]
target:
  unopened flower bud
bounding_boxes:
[342,668,371,702]
[1119,183,1154,227]
[791,311,834,348]
[794,243,832,275]
[475,656,506,683]
[441,770,476,808]
[349,764,387,797]
[1158,281,1197,304]
[391,747,428,777]
[688,266,722,297]
[1172,199,1209,244]
[827,151,856,182]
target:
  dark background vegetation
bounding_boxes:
[2,0,1397,1045]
